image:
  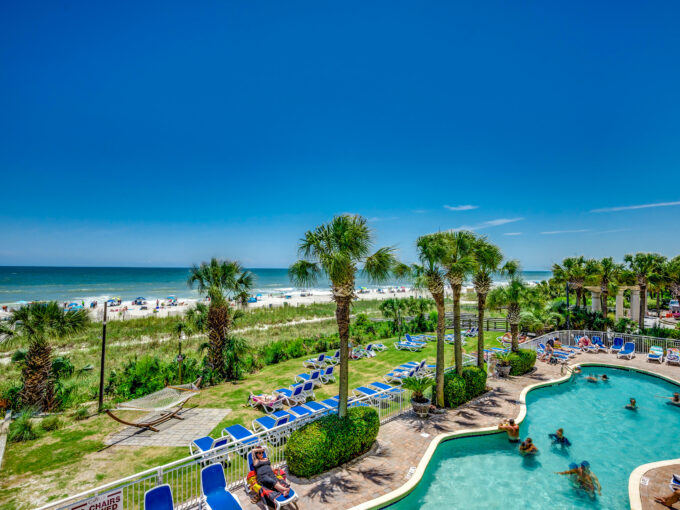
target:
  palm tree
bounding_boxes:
[487,263,531,351]
[413,233,449,406]
[591,257,624,315]
[379,298,408,340]
[667,256,680,300]
[7,302,89,411]
[471,237,504,368]
[624,252,666,329]
[187,258,254,382]
[552,257,587,308]
[441,231,477,374]
[289,214,397,418]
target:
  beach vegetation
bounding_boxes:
[487,262,533,351]
[472,237,504,363]
[40,415,63,431]
[624,252,667,329]
[8,409,40,443]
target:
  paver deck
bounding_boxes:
[639,464,680,509]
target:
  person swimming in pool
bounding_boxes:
[586,374,599,383]
[519,437,538,455]
[601,374,609,382]
[548,428,572,446]
[498,418,520,442]
[556,461,601,497]
[625,398,637,410]
[663,392,680,407]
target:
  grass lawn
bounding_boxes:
[0,330,504,510]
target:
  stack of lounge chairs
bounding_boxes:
[395,335,426,351]
[384,359,433,384]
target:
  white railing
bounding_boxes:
[523,330,680,354]
[36,385,413,510]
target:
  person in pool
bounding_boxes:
[549,428,572,446]
[601,374,609,382]
[625,398,637,410]
[498,418,520,442]
[556,461,601,497]
[519,438,538,455]
[251,447,291,497]
[586,374,599,383]
[663,392,680,407]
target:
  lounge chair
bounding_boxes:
[274,384,306,406]
[352,386,392,404]
[617,342,636,359]
[372,342,387,351]
[247,392,285,414]
[384,368,416,384]
[201,463,244,510]
[610,337,624,353]
[286,405,314,423]
[221,424,259,451]
[294,369,323,387]
[394,341,424,351]
[252,413,292,443]
[666,348,680,365]
[303,353,328,369]
[144,485,174,510]
[320,397,339,410]
[302,400,333,416]
[364,344,379,357]
[246,447,297,510]
[589,336,607,352]
[647,346,664,363]
[463,327,478,337]
[190,436,229,456]
[327,350,341,364]
[368,381,405,398]
[405,334,426,345]
[670,473,680,492]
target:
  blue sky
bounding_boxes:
[2,1,680,269]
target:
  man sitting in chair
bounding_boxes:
[252,447,291,497]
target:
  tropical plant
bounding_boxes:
[379,298,408,340]
[289,214,397,418]
[404,296,435,332]
[668,256,680,300]
[187,258,254,382]
[412,232,449,407]
[6,302,89,411]
[487,261,532,351]
[401,376,436,404]
[552,256,587,308]
[471,237,504,367]
[441,231,477,373]
[8,409,40,442]
[591,257,623,314]
[624,252,666,329]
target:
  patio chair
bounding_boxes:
[246,447,297,510]
[394,341,424,351]
[610,337,624,353]
[286,405,314,423]
[647,346,664,363]
[405,334,426,345]
[221,424,259,451]
[591,336,607,352]
[302,400,333,416]
[303,353,327,369]
[352,386,392,405]
[372,342,387,351]
[326,350,341,364]
[144,485,174,510]
[274,384,306,406]
[616,342,636,359]
[294,369,323,387]
[384,368,416,384]
[201,463,244,510]
[252,414,292,444]
[190,436,229,456]
[368,381,406,398]
[320,365,336,384]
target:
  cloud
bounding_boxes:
[590,200,680,213]
[367,216,398,223]
[411,209,429,214]
[503,232,522,236]
[540,229,590,235]
[444,204,478,211]
[451,217,524,231]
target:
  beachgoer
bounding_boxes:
[498,419,520,442]
[625,398,637,410]
[586,374,598,383]
[578,336,591,348]
[540,340,554,362]
[573,366,582,374]
[251,447,290,496]
[664,392,680,407]
[549,428,572,446]
[601,374,609,381]
[519,438,538,455]
[655,488,680,508]
[556,461,601,496]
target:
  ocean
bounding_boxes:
[0,267,552,305]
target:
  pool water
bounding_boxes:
[386,366,680,510]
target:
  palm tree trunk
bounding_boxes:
[510,322,519,352]
[20,337,55,411]
[452,283,462,374]
[336,296,351,418]
[434,294,446,407]
[207,304,228,380]
[601,290,608,317]
[575,289,582,308]
[476,293,486,369]
[639,284,647,330]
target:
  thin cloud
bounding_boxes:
[540,229,590,235]
[451,217,524,231]
[503,232,522,236]
[367,216,398,223]
[444,204,478,211]
[599,228,630,233]
[591,201,680,213]
[411,209,429,214]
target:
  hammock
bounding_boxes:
[106,378,201,432]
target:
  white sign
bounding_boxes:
[70,490,123,510]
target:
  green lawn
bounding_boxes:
[0,330,504,510]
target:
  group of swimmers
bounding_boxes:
[583,370,680,411]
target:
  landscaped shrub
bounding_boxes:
[508,349,537,376]
[8,409,40,442]
[285,407,379,478]
[461,366,487,400]
[443,372,467,408]
[40,415,63,431]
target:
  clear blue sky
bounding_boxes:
[2,1,680,269]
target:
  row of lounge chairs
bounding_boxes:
[384,359,434,384]
[302,343,386,369]
[540,336,680,365]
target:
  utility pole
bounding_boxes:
[565,283,571,330]
[98,302,108,412]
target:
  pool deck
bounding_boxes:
[636,463,680,510]
[229,351,680,510]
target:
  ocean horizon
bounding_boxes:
[0,266,553,305]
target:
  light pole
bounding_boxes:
[98,301,108,412]
[565,283,571,330]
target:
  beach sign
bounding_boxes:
[68,490,122,510]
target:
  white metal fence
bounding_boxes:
[523,330,680,354]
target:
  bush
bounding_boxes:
[508,349,537,376]
[443,372,467,408]
[73,406,89,421]
[9,410,40,442]
[285,407,379,478]
[41,415,63,431]
[461,366,487,400]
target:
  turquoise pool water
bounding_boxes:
[386,366,680,510]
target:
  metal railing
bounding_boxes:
[36,384,415,510]
[523,330,680,354]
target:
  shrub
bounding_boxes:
[11,348,27,364]
[508,349,537,376]
[73,406,89,421]
[0,382,23,412]
[41,415,63,431]
[443,372,467,408]
[461,366,487,400]
[9,409,40,442]
[285,407,379,478]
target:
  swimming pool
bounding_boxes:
[384,366,680,510]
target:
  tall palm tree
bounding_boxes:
[552,256,588,308]
[8,302,89,411]
[667,256,680,300]
[187,258,254,381]
[289,215,397,418]
[591,257,624,315]
[624,252,666,329]
[413,232,448,407]
[441,231,477,374]
[487,263,530,352]
[379,298,408,340]
[471,237,504,368]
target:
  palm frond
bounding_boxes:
[288,260,322,288]
[363,246,397,284]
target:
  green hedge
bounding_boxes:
[285,407,379,478]
[444,366,487,408]
[508,349,537,376]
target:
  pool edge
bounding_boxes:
[349,361,680,510]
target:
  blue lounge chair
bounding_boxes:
[287,405,314,422]
[294,369,323,387]
[610,337,624,353]
[221,424,259,450]
[252,413,292,433]
[394,341,424,351]
[246,448,297,510]
[303,353,327,369]
[190,436,229,456]
[372,342,387,351]
[384,368,416,384]
[617,342,636,359]
[368,381,405,398]
[201,463,244,510]
[274,384,306,406]
[352,386,392,404]
[592,336,607,352]
[144,485,173,510]
[326,350,341,364]
[302,400,333,416]
[405,334,426,344]
[320,365,336,384]
[320,397,339,410]
[647,346,664,363]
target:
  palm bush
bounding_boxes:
[402,376,436,403]
[8,409,40,442]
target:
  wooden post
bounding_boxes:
[98,302,108,413]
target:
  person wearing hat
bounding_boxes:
[556,461,601,497]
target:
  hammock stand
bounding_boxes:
[106,378,202,432]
